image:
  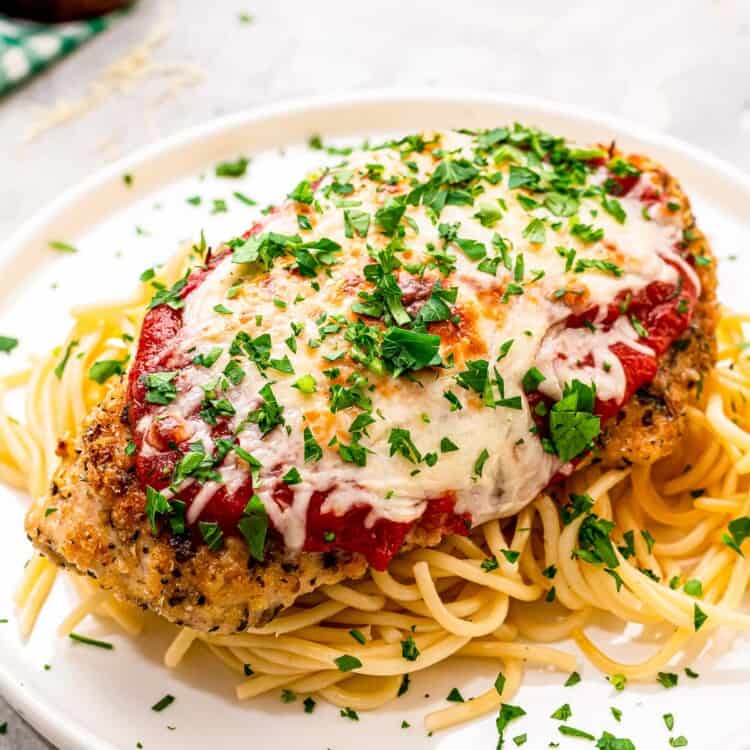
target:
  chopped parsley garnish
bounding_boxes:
[0,336,18,353]
[220,360,244,386]
[571,222,604,243]
[308,134,353,155]
[142,371,178,405]
[508,165,539,189]
[88,357,128,384]
[596,732,635,750]
[144,486,171,534]
[334,654,362,672]
[521,367,545,392]
[456,358,491,396]
[544,192,579,217]
[574,258,623,277]
[440,437,459,453]
[640,529,655,554]
[693,603,708,631]
[245,383,285,435]
[602,196,626,224]
[501,549,520,564]
[548,380,600,462]
[215,156,249,177]
[434,158,479,185]
[199,521,223,551]
[151,694,175,712]
[446,687,464,702]
[238,495,268,562]
[147,271,189,310]
[374,196,407,235]
[559,493,593,525]
[693,253,711,267]
[388,428,422,464]
[233,191,256,206]
[194,346,222,368]
[379,327,442,376]
[303,697,316,713]
[349,629,366,645]
[303,426,323,463]
[412,282,457,327]
[352,241,409,325]
[558,726,595,741]
[69,632,114,650]
[398,674,410,696]
[329,376,372,413]
[657,672,678,689]
[400,636,420,661]
[456,237,487,261]
[683,579,703,597]
[564,671,581,687]
[494,673,506,695]
[344,208,370,238]
[340,707,359,721]
[291,373,316,394]
[49,240,78,253]
[550,703,572,721]
[281,467,302,485]
[574,513,619,568]
[496,703,527,748]
[722,516,750,555]
[170,446,219,490]
[523,218,546,244]
[474,202,503,227]
[630,316,649,338]
[443,389,463,411]
[481,556,499,572]
[473,448,490,478]
[53,339,78,378]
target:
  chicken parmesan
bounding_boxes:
[26,124,717,632]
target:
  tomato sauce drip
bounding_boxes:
[127,168,699,570]
[301,493,470,571]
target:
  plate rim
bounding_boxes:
[2,87,749,750]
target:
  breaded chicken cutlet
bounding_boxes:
[27,125,717,632]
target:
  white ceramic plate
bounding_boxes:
[1,91,749,750]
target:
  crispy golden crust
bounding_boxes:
[25,150,718,633]
[25,383,369,632]
[597,153,718,465]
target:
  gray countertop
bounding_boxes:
[1,0,749,747]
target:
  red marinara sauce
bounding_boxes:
[127,191,699,571]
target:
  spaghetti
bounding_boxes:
[4,248,750,732]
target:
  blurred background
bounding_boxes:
[0,1,749,242]
[0,0,749,746]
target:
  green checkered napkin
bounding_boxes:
[0,14,111,96]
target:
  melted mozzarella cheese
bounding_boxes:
[137,131,697,554]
